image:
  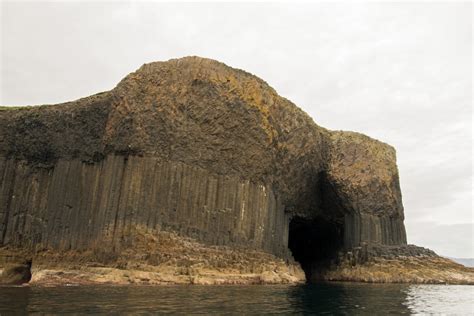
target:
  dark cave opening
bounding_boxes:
[288,216,344,282]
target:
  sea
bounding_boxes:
[0,283,472,314]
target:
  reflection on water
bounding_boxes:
[404,284,474,315]
[0,283,472,314]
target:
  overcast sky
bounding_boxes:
[1,1,472,257]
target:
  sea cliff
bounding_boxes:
[0,57,472,285]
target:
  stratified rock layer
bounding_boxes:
[1,56,466,284]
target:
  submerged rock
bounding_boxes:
[0,259,32,285]
[0,57,471,284]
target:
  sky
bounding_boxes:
[1,1,472,257]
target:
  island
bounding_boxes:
[0,57,472,285]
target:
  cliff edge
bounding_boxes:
[0,57,471,285]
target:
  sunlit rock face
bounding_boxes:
[0,57,407,280]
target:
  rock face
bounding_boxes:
[326,131,407,249]
[0,56,466,284]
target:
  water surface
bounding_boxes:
[0,283,472,314]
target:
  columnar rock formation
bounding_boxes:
[2,56,453,284]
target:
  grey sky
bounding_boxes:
[1,2,472,257]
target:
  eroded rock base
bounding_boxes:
[0,228,305,286]
[310,245,474,285]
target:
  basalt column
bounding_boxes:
[0,156,292,257]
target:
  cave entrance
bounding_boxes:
[288,216,344,282]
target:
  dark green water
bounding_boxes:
[0,283,472,314]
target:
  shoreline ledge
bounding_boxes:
[2,229,306,286]
[1,229,472,286]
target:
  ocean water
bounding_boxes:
[0,283,472,314]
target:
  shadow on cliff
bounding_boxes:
[288,216,344,282]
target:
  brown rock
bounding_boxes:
[0,56,464,284]
[0,259,32,285]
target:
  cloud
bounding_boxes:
[406,221,474,258]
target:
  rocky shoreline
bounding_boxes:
[1,230,472,286]
[3,258,472,287]
[0,229,305,286]
[320,256,474,285]
[315,245,474,285]
[28,266,304,286]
